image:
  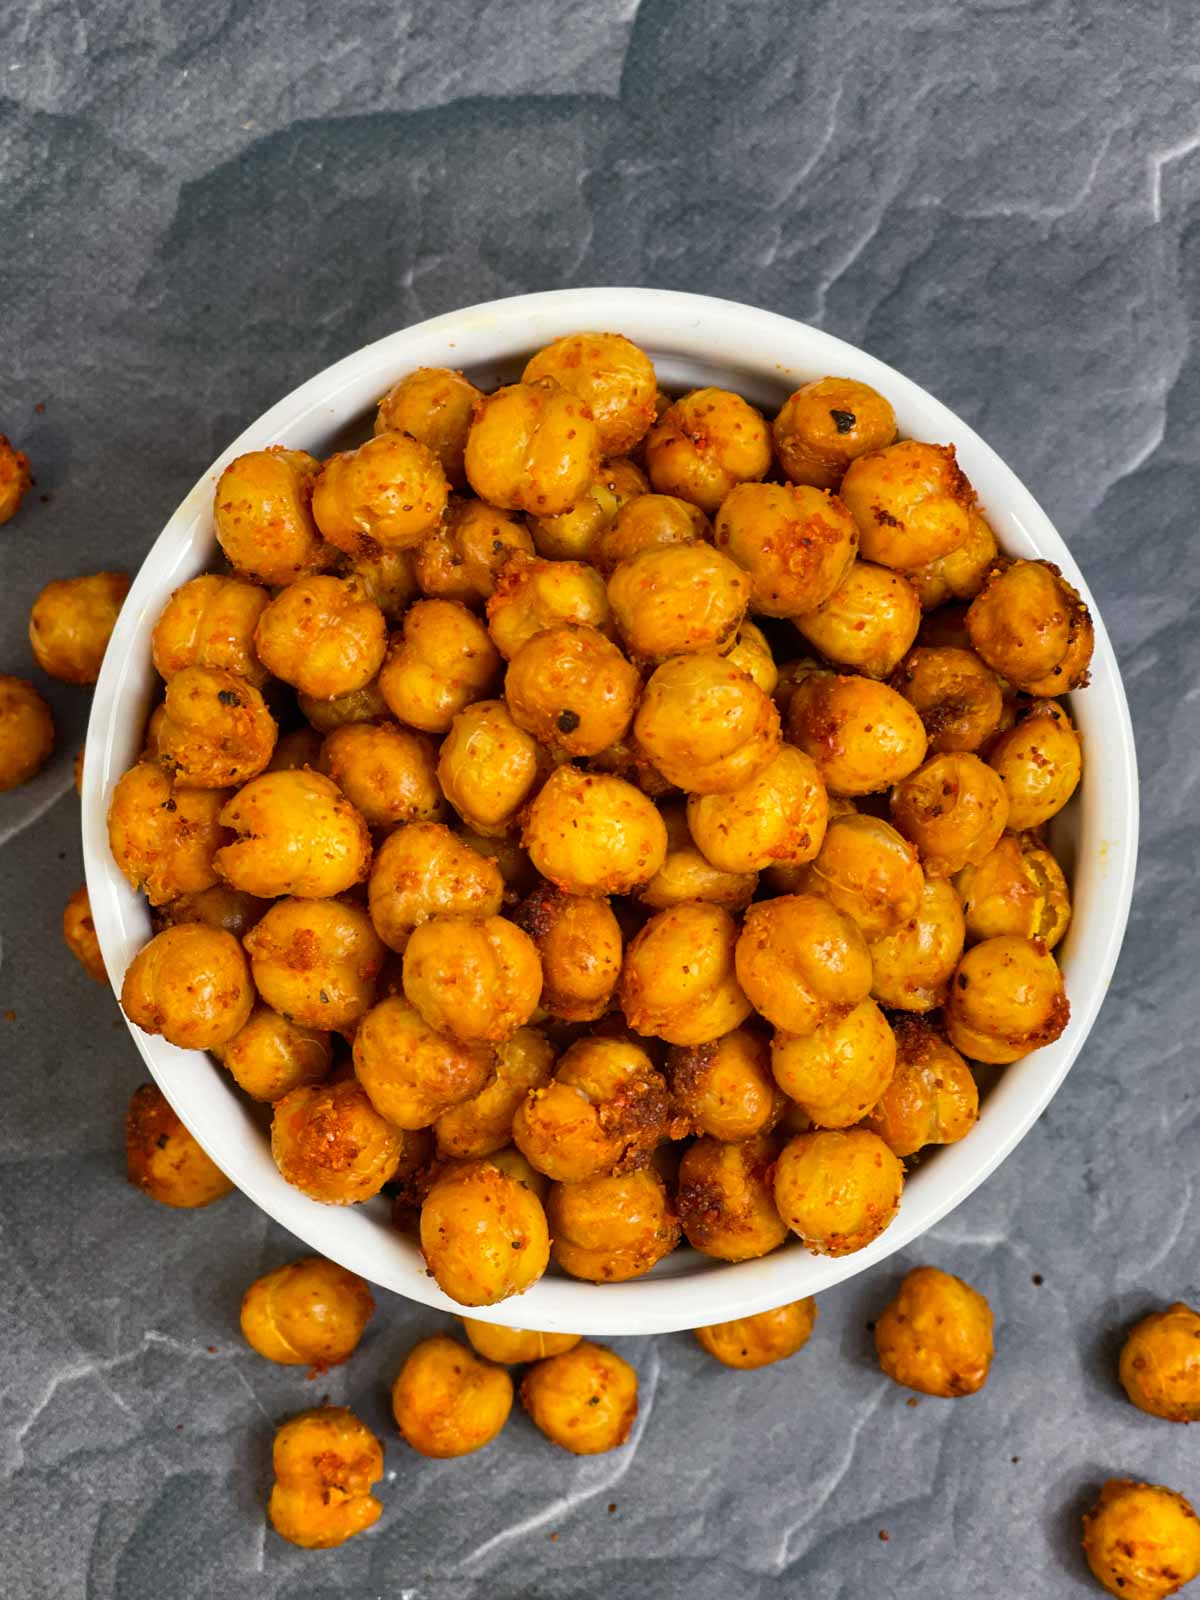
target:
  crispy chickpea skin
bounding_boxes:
[368,822,503,951]
[677,1133,789,1261]
[593,492,711,575]
[0,434,33,523]
[253,574,387,699]
[29,571,130,684]
[319,719,443,829]
[416,496,534,603]
[523,765,668,895]
[966,558,1094,693]
[107,761,229,905]
[343,543,418,620]
[549,1166,680,1282]
[515,883,623,1022]
[125,1082,234,1208]
[523,332,658,456]
[786,671,927,797]
[773,1128,903,1256]
[0,675,54,790]
[420,1156,551,1306]
[639,801,758,911]
[645,388,772,514]
[214,1004,331,1101]
[379,597,501,733]
[608,541,751,660]
[875,1265,994,1397]
[890,644,1003,753]
[353,995,493,1128]
[908,506,999,609]
[157,665,277,788]
[735,893,872,1035]
[486,551,614,661]
[462,1321,582,1364]
[521,1342,638,1454]
[271,1077,404,1204]
[268,1407,383,1550]
[839,440,974,571]
[772,999,897,1129]
[435,1027,556,1158]
[403,913,542,1043]
[772,376,897,490]
[245,897,383,1031]
[241,1256,374,1368]
[312,430,450,555]
[666,1027,784,1142]
[121,923,253,1049]
[954,831,1071,950]
[890,752,1010,877]
[63,885,107,982]
[714,482,858,617]
[794,560,921,678]
[695,1299,819,1370]
[528,470,622,564]
[298,676,388,733]
[375,366,482,487]
[868,876,966,1012]
[215,769,371,898]
[1119,1303,1200,1424]
[635,652,781,795]
[151,574,271,687]
[214,448,333,586]
[436,698,546,835]
[505,623,640,757]
[799,812,924,938]
[620,902,752,1046]
[944,934,1069,1064]
[512,1035,668,1183]
[152,883,268,940]
[866,1016,978,1157]
[392,1333,513,1458]
[986,699,1083,830]
[465,378,599,515]
[1082,1480,1200,1600]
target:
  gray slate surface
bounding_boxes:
[2,3,1198,1596]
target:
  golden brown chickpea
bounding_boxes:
[521,1341,638,1454]
[636,652,781,794]
[215,769,371,898]
[840,440,973,571]
[548,1166,680,1283]
[157,665,277,788]
[125,1082,233,1208]
[482,1142,551,1202]
[726,619,779,695]
[63,885,107,983]
[0,434,32,524]
[29,571,130,684]
[107,761,229,905]
[714,482,858,617]
[367,822,504,952]
[666,1027,784,1141]
[512,1034,668,1183]
[794,560,921,679]
[523,332,658,456]
[505,623,640,757]
[523,765,668,896]
[966,558,1094,693]
[312,430,450,555]
[645,388,772,514]
[318,720,443,830]
[353,995,493,1128]
[1082,1480,1200,1600]
[772,376,897,489]
[891,752,1010,877]
[457,827,540,904]
[608,541,752,660]
[773,1128,903,1256]
[875,1265,994,1397]
[868,876,965,1012]
[486,550,613,662]
[342,543,418,620]
[214,1004,331,1102]
[403,913,541,1043]
[433,698,544,836]
[515,883,622,1022]
[695,1299,819,1370]
[462,1321,582,1364]
[241,1256,374,1368]
[151,883,268,941]
[954,831,1071,950]
[592,491,711,574]
[435,1027,556,1157]
[420,1156,551,1305]
[865,1016,978,1157]
[465,378,599,514]
[944,934,1069,1064]
[298,676,389,734]
[214,448,333,586]
[986,699,1083,830]
[0,675,54,790]
[253,574,387,699]
[268,1406,383,1550]
[890,644,1003,755]
[271,1076,403,1204]
[735,894,872,1035]
[151,574,271,687]
[908,506,999,609]
[677,1133,788,1261]
[1119,1303,1200,1424]
[638,801,758,911]
[786,671,927,797]
[620,902,751,1046]
[684,736,826,880]
[246,897,383,1030]
[799,812,924,939]
[120,923,253,1049]
[375,366,483,487]
[528,470,622,563]
[416,496,534,604]
[379,597,501,733]
[771,999,897,1129]
[392,1332,513,1457]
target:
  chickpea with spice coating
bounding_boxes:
[0,434,32,523]
[944,934,1069,1064]
[214,1005,331,1102]
[1119,1302,1200,1423]
[312,430,450,555]
[515,882,623,1023]
[213,447,333,586]
[465,378,599,514]
[268,1406,383,1550]
[417,496,534,603]
[735,894,872,1035]
[774,1128,903,1257]
[420,1156,551,1306]
[156,665,277,788]
[29,571,130,684]
[505,623,640,757]
[521,1342,638,1455]
[966,558,1094,692]
[241,1257,374,1369]
[839,441,973,570]
[772,376,896,489]
[379,597,501,733]
[620,902,751,1046]
[523,331,658,456]
[794,561,921,679]
[435,1027,555,1158]
[1082,1480,1200,1600]
[868,875,965,1012]
[677,1133,789,1261]
[523,765,668,896]
[486,551,613,661]
[512,1035,668,1184]
[107,762,229,905]
[666,1027,784,1142]
[353,995,493,1128]
[608,541,751,660]
[392,1333,513,1458]
[695,1299,818,1370]
[437,698,547,835]
[368,822,504,952]
[375,366,482,487]
[639,801,758,912]
[908,505,999,609]
[271,1077,404,1204]
[528,470,622,563]
[715,482,858,617]
[343,543,418,619]
[403,913,542,1043]
[954,831,1071,950]
[462,1322,581,1365]
[121,923,253,1050]
[245,897,383,1031]
[215,769,371,898]
[875,1265,994,1397]
[771,999,897,1129]
[549,1166,680,1283]
[592,492,710,575]
[63,886,107,982]
[799,812,924,939]
[786,671,927,796]
[151,573,271,686]
[126,1083,233,1208]
[726,619,779,695]
[890,752,1009,877]
[0,676,54,790]
[866,1016,978,1157]
[645,388,772,514]
[635,652,781,795]
[319,719,443,829]
[254,574,387,699]
[986,699,1083,830]
[890,644,1003,753]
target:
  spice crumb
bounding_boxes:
[549,1532,559,1543]
[35,402,46,413]
[4,1010,15,1022]
[607,1503,617,1514]
[879,1530,890,1542]
[1012,1456,1020,1464]
[905,1397,920,1408]
[1032,1273,1044,1286]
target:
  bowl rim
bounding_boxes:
[83,285,1139,1334]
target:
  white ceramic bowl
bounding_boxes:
[83,287,1138,1335]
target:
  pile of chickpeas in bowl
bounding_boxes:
[105,329,1092,1314]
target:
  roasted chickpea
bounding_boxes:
[107,761,229,905]
[379,597,501,733]
[620,902,751,1046]
[151,574,271,687]
[772,376,897,489]
[420,1156,551,1306]
[954,831,1071,950]
[317,720,443,829]
[726,619,779,695]
[523,765,668,895]
[635,652,781,795]
[773,1128,903,1256]
[600,456,650,502]
[214,1004,332,1101]
[986,699,1083,830]
[268,1406,383,1550]
[890,644,1004,754]
[125,1082,233,1208]
[353,995,493,1128]
[457,827,540,904]
[593,492,710,575]
[0,434,32,524]
[799,812,924,939]
[505,623,640,756]
[908,506,999,609]
[29,571,130,684]
[435,1027,556,1158]
[515,883,623,1022]
[312,430,449,555]
[695,1299,819,1370]
[367,822,504,951]
[512,1035,668,1183]
[548,1166,680,1283]
[375,366,482,487]
[151,883,268,941]
[241,1256,374,1368]
[840,441,973,571]
[121,923,253,1049]
[63,885,106,983]
[608,541,751,660]
[465,378,598,514]
[434,698,544,836]
[271,1076,403,1204]
[403,913,541,1043]
[645,388,772,514]
[298,676,388,733]
[772,1000,897,1129]
[392,1332,513,1457]
[1119,1303,1200,1424]
[868,876,966,1012]
[416,496,534,603]
[966,558,1094,692]
[253,574,387,699]
[891,752,1009,877]
[875,1265,994,1397]
[156,665,277,788]
[794,560,921,679]
[866,1016,978,1157]
[916,601,972,652]
[462,1321,582,1364]
[666,1027,784,1141]
[0,675,54,790]
[677,1133,788,1261]
[215,769,371,898]
[1082,1480,1200,1600]
[735,894,872,1035]
[521,1341,638,1454]
[714,482,858,617]
[245,897,383,1030]
[944,934,1069,1064]
[786,671,927,796]
[638,801,758,912]
[528,470,622,563]
[214,448,333,586]
[343,543,418,619]
[523,332,658,456]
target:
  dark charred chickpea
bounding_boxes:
[505,623,640,757]
[875,1266,994,1397]
[773,1128,903,1256]
[794,561,921,678]
[645,388,772,514]
[156,665,277,788]
[520,1342,638,1455]
[523,332,658,456]
[271,1077,405,1204]
[29,572,130,684]
[486,550,613,661]
[125,1082,233,1208]
[392,1333,513,1457]
[677,1133,789,1261]
[120,923,254,1050]
[523,765,668,896]
[548,1165,680,1282]
[0,675,54,790]
[63,885,107,982]
[214,1004,332,1102]
[635,653,781,795]
[695,1299,819,1369]
[866,1016,979,1157]
[515,882,623,1023]
[241,1257,374,1368]
[714,482,859,617]
[379,598,501,733]
[735,894,872,1035]
[419,1156,551,1306]
[465,378,599,515]
[367,822,504,952]
[213,448,334,587]
[840,441,974,571]
[772,377,897,489]
[620,902,752,1046]
[786,671,927,797]
[108,761,230,905]
[244,897,383,1031]
[215,769,372,898]
[312,431,450,555]
[375,367,483,488]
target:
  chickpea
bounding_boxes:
[416,496,534,603]
[375,366,482,487]
[608,542,751,660]
[487,551,613,661]
[523,765,668,895]
[253,574,387,699]
[635,652,781,794]
[986,699,1083,830]
[866,1016,977,1157]
[677,1133,788,1261]
[462,1322,582,1364]
[505,623,640,757]
[125,1082,233,1208]
[726,619,779,695]
[735,894,872,1035]
[271,1076,405,1203]
[379,597,501,733]
[392,1332,513,1458]
[601,456,650,502]
[908,506,999,609]
[151,883,268,941]
[695,1299,819,1370]
[840,441,974,570]
[352,995,493,1128]
[435,1027,556,1158]
[0,434,32,523]
[512,1035,668,1183]
[342,543,418,619]
[944,934,1069,1064]
[29,571,130,684]
[312,430,449,556]
[798,812,924,938]
[268,1406,383,1549]
[683,729,825,879]
[523,332,658,456]
[484,1143,551,1202]
[645,388,772,514]
[63,885,106,983]
[868,876,966,1012]
[528,470,622,563]
[214,448,333,586]
[214,1004,332,1102]
[794,561,921,679]
[786,671,927,796]
[241,1256,374,1368]
[420,1156,550,1306]
[121,923,253,1049]
[107,761,229,905]
[875,1265,994,1397]
[620,902,751,1046]
[714,483,857,617]
[465,378,598,514]
[156,665,277,788]
[954,831,1071,950]
[1119,1303,1200,1424]
[317,720,442,830]
[771,999,897,1129]
[773,1128,903,1256]
[1082,1480,1200,1600]
[215,769,371,898]
[772,376,897,489]
[966,558,1094,693]
[666,1027,784,1141]
[890,644,1003,755]
[298,676,388,733]
[433,700,543,837]
[520,1342,638,1455]
[368,822,503,952]
[593,492,710,575]
[548,1166,680,1282]
[890,752,1008,877]
[0,675,54,790]
[515,883,623,1022]
[151,574,271,687]
[402,913,541,1043]
[245,897,383,1031]
[638,801,758,912]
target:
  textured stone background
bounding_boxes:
[2,2,1199,1596]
